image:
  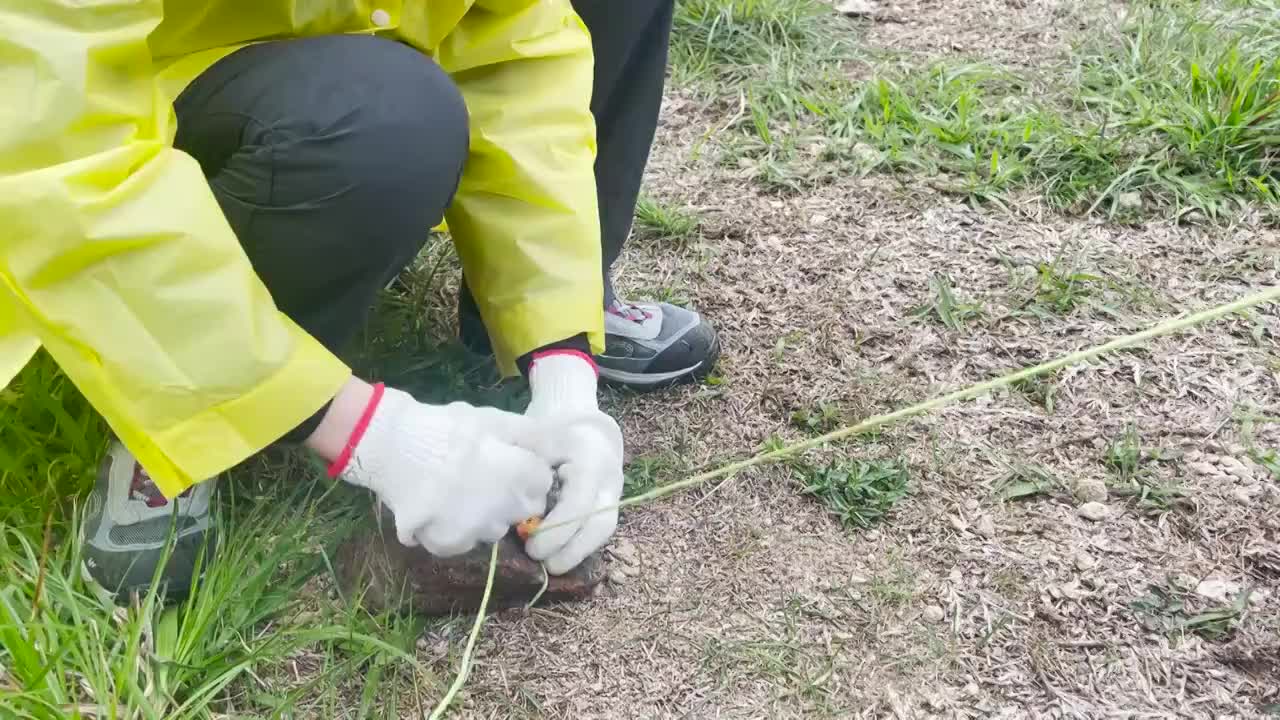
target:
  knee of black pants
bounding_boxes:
[175,35,470,301]
[302,36,471,271]
[172,35,471,444]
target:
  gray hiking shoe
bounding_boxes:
[457,287,719,390]
[81,441,216,604]
[595,299,720,389]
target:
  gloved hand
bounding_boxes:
[521,351,625,575]
[329,385,554,556]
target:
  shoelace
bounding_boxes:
[129,464,190,508]
[607,301,653,324]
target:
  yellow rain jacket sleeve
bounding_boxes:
[431,0,606,375]
[0,3,351,498]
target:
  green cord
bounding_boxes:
[534,283,1280,533]
[525,563,550,611]
[429,542,500,720]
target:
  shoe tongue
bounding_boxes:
[606,301,663,341]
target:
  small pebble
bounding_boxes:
[1075,551,1098,571]
[1078,502,1109,522]
[608,569,629,585]
[609,539,638,566]
[1218,456,1248,473]
[836,0,878,17]
[922,605,946,623]
[1058,580,1089,600]
[949,515,968,533]
[963,682,980,697]
[1225,465,1255,482]
[851,142,880,166]
[975,515,997,538]
[1073,478,1108,504]
[964,499,980,511]
[1196,578,1241,603]
[618,562,641,577]
[1116,191,1143,211]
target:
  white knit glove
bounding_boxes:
[332,386,554,556]
[522,352,624,575]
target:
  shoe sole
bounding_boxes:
[599,337,721,391]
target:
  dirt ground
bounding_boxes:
[424,3,1280,718]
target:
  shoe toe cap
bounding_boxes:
[648,308,719,376]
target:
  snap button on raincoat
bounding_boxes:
[0,1,605,498]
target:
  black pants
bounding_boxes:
[173,1,674,439]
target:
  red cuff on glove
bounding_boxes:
[531,349,598,377]
[326,382,386,478]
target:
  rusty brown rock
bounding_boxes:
[334,509,607,616]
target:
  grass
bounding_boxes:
[670,0,851,87]
[622,453,689,499]
[1130,579,1252,643]
[1022,262,1103,316]
[1010,373,1058,413]
[633,196,701,248]
[1251,448,1280,480]
[796,457,910,529]
[676,0,1280,218]
[866,552,917,607]
[909,275,985,331]
[995,463,1061,502]
[700,606,841,713]
[790,401,846,435]
[0,354,444,718]
[1102,425,1191,514]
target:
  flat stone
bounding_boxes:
[975,515,997,538]
[922,605,946,623]
[1116,191,1143,211]
[1196,578,1241,604]
[1072,478,1108,504]
[1077,502,1109,522]
[608,568,629,585]
[851,142,880,166]
[1218,456,1248,473]
[334,508,606,617]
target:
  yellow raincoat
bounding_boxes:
[0,1,604,498]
